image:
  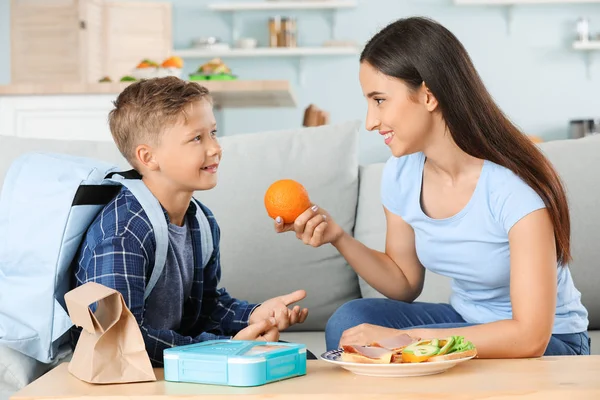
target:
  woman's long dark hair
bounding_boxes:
[361,17,571,264]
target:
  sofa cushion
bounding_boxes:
[538,135,600,329]
[354,163,453,303]
[198,121,363,331]
[0,121,363,332]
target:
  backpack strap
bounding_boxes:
[106,173,168,300]
[192,198,214,268]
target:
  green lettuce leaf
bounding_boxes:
[447,336,475,353]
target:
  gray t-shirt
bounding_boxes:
[144,219,194,331]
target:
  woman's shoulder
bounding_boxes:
[482,160,546,232]
[484,160,537,194]
[380,152,424,216]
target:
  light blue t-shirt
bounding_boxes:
[381,152,588,334]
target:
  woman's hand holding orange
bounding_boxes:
[274,204,344,247]
[264,179,344,247]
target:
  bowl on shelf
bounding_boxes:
[191,37,231,51]
[189,57,237,81]
[131,57,184,80]
[236,38,258,49]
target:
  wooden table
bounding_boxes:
[11,357,600,399]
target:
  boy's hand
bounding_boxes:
[233,317,280,342]
[250,290,309,330]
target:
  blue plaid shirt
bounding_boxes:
[73,187,257,366]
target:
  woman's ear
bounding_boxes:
[422,83,439,112]
[135,144,159,172]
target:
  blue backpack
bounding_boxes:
[0,152,213,364]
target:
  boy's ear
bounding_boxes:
[135,144,159,172]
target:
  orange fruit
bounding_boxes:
[162,56,184,69]
[264,179,311,224]
[136,59,159,68]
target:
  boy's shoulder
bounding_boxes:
[83,186,154,248]
[192,198,216,221]
[85,189,219,245]
[82,183,220,244]
[189,197,220,241]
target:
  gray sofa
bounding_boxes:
[0,120,598,398]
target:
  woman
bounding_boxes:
[274,17,589,358]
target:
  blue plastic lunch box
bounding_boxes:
[163,340,307,387]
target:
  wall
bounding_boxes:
[1,0,599,164]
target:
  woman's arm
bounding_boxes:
[275,204,425,303]
[406,208,557,358]
[332,206,425,302]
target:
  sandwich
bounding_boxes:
[370,333,420,363]
[340,345,394,364]
[401,336,477,363]
[338,335,477,364]
[339,334,419,364]
[369,333,418,352]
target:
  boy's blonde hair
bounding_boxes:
[108,76,212,166]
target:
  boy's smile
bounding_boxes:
[201,163,219,174]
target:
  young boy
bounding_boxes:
[72,77,309,366]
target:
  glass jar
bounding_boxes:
[279,17,297,47]
[269,16,281,48]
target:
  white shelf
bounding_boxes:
[174,46,359,58]
[572,41,599,80]
[174,46,358,85]
[208,1,357,11]
[455,0,600,4]
[573,40,600,50]
[201,1,357,85]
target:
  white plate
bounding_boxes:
[320,349,475,377]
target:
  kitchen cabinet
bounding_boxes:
[11,0,172,84]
